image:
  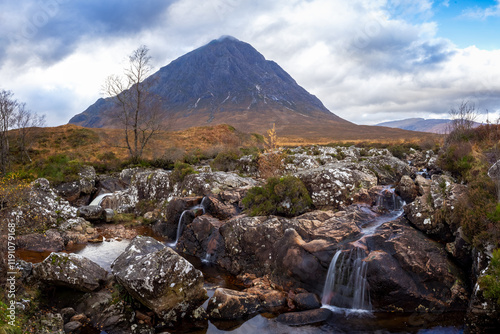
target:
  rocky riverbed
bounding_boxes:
[3,145,499,333]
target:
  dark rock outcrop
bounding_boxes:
[364,219,469,312]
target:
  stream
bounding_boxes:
[16,188,466,333]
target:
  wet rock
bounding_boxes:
[465,259,500,333]
[155,197,200,239]
[77,205,105,222]
[207,288,261,320]
[75,289,132,334]
[33,253,108,292]
[179,215,225,258]
[111,236,207,322]
[16,229,64,252]
[395,175,418,203]
[360,155,411,185]
[96,174,128,195]
[295,162,377,209]
[63,321,82,333]
[292,293,322,311]
[445,227,473,267]
[205,192,241,220]
[364,219,469,312]
[61,307,76,323]
[276,308,332,326]
[243,286,288,312]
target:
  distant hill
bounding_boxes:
[377,118,453,134]
[70,36,430,141]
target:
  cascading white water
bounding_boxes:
[322,187,404,312]
[89,193,112,206]
[321,248,372,311]
[170,197,207,248]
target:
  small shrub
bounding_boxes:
[242,176,312,217]
[170,162,197,184]
[211,150,241,172]
[437,143,473,181]
[479,249,500,305]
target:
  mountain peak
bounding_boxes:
[215,35,240,42]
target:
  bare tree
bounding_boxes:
[14,103,46,162]
[0,90,17,174]
[103,45,164,162]
[446,101,478,143]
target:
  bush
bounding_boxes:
[170,162,197,184]
[211,150,241,172]
[479,249,500,305]
[242,176,312,217]
[437,143,473,181]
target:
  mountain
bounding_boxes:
[376,118,482,134]
[376,118,450,134]
[69,36,428,140]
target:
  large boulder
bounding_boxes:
[207,288,261,320]
[405,174,466,242]
[77,205,105,222]
[294,163,377,209]
[33,253,108,292]
[179,171,259,196]
[6,178,78,234]
[75,289,134,334]
[364,219,469,312]
[359,155,412,185]
[395,175,418,203]
[16,229,64,252]
[111,236,208,322]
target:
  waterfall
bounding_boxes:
[170,197,207,248]
[89,193,112,206]
[322,187,405,312]
[321,248,372,311]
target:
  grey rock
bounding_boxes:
[33,253,107,292]
[111,236,207,322]
[77,205,105,222]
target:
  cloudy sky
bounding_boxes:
[1,0,500,126]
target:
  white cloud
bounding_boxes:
[461,1,500,20]
[0,0,499,127]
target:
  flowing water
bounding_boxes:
[17,190,465,333]
[321,187,404,313]
[169,197,207,248]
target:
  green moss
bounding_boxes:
[242,176,312,217]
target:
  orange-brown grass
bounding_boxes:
[8,122,442,171]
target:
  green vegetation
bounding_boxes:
[211,150,241,172]
[32,153,83,185]
[438,122,500,249]
[170,161,198,184]
[242,176,312,217]
[479,249,500,305]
